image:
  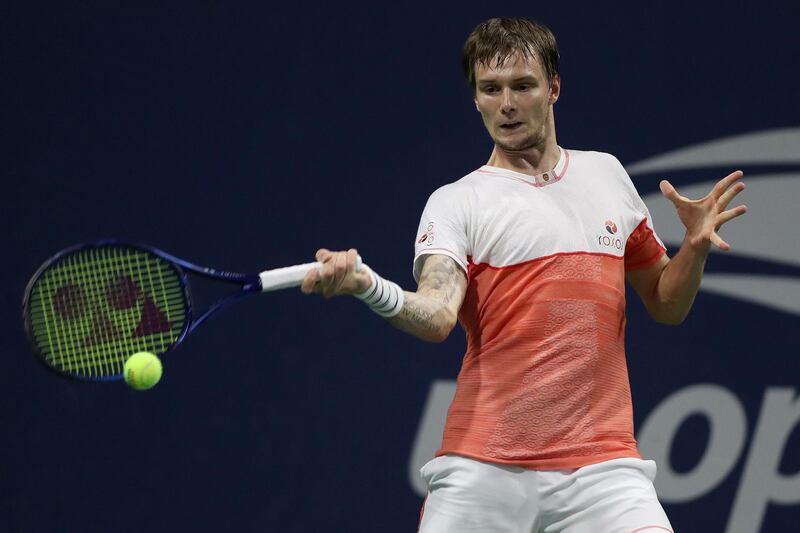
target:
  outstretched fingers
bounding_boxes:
[659,179,686,206]
[716,205,748,228]
[711,232,731,251]
[711,170,744,202]
[716,181,746,212]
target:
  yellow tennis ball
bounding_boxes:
[124,351,163,390]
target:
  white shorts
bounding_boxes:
[418,455,673,533]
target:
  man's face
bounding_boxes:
[473,52,560,152]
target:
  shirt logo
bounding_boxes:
[598,219,623,250]
[418,222,435,246]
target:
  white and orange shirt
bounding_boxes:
[413,148,666,470]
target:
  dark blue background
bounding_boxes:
[4,2,799,532]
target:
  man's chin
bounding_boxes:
[494,137,539,153]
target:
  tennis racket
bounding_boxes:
[22,240,361,382]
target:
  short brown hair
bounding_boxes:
[462,17,560,90]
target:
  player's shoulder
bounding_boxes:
[565,148,626,171]
[565,148,633,184]
[426,168,484,201]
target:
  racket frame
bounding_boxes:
[22,239,263,382]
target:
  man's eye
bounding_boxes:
[483,86,498,94]
[517,84,530,91]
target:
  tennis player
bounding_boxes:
[301,17,746,532]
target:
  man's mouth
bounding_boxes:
[499,122,523,130]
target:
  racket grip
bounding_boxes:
[258,255,364,292]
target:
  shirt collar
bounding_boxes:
[478,147,569,187]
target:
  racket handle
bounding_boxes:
[258,255,364,292]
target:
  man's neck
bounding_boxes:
[486,139,561,176]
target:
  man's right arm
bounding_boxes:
[387,254,467,342]
[300,249,467,343]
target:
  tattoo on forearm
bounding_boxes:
[394,295,440,334]
[386,255,465,340]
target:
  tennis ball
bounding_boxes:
[124,351,163,390]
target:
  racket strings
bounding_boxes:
[26,246,187,378]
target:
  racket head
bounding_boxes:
[22,241,192,381]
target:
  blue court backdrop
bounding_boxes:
[3,2,799,532]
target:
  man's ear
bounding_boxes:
[549,74,561,104]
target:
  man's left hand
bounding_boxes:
[660,170,748,252]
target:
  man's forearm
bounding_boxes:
[652,240,710,325]
[387,291,457,343]
[385,256,465,342]
[646,170,747,324]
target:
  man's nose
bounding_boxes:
[501,88,515,115]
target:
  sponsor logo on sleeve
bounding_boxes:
[417,222,435,246]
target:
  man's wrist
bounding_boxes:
[682,233,712,256]
[354,268,405,318]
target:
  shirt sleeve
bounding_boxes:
[625,217,667,270]
[412,185,470,282]
[623,174,667,271]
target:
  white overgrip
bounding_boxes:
[258,255,363,292]
[258,262,320,292]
